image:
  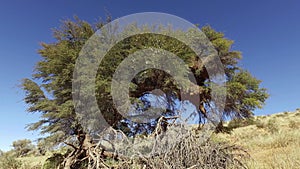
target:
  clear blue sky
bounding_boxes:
[1,0,300,151]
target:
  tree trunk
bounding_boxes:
[62,131,128,169]
[215,121,224,133]
[62,132,92,169]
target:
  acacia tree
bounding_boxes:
[22,17,268,168]
[11,139,34,157]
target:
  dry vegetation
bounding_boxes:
[2,111,299,169]
[219,110,300,169]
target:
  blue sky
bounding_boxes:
[0,0,300,151]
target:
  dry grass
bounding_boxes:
[219,111,300,169]
[15,111,300,168]
[16,155,48,169]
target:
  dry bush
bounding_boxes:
[255,120,265,129]
[266,119,278,133]
[288,120,300,129]
[104,124,250,169]
[60,117,250,169]
[146,137,248,169]
[0,153,21,169]
[255,118,278,133]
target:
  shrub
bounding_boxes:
[0,153,22,169]
[255,120,265,129]
[289,120,299,129]
[42,153,64,169]
[276,113,285,117]
[12,139,35,157]
[255,118,278,133]
[266,119,279,133]
[228,117,256,130]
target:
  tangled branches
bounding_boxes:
[61,116,249,169]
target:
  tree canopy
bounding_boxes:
[11,139,34,157]
[22,16,268,168]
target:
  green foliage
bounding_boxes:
[36,138,56,156]
[22,17,268,148]
[224,71,268,119]
[227,117,256,130]
[42,153,64,169]
[22,18,96,146]
[12,139,34,157]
